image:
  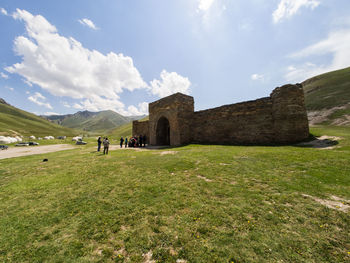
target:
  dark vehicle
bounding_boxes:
[15,142,39,146]
[76,139,87,145]
[15,142,29,147]
[0,145,8,150]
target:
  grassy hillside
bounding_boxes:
[77,111,132,132]
[303,67,350,110]
[0,102,78,137]
[49,111,97,127]
[302,67,350,125]
[0,125,349,262]
[108,116,149,138]
[46,110,145,133]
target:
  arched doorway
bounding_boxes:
[156,117,170,145]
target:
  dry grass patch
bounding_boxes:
[196,174,213,182]
[142,251,155,263]
[302,194,350,212]
[159,151,178,155]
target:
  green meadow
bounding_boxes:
[0,126,349,262]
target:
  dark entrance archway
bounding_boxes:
[156,117,170,145]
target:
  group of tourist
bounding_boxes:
[97,135,147,154]
[119,135,147,148]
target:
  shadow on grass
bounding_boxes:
[294,138,339,149]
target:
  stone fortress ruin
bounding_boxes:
[133,84,309,146]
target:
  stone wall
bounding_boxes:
[132,84,309,146]
[192,84,309,144]
[132,120,149,140]
[192,97,274,144]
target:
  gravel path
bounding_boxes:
[0,144,75,160]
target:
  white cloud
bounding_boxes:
[5,9,191,115]
[238,21,253,32]
[62,101,71,108]
[0,72,9,79]
[285,27,350,82]
[78,18,98,30]
[150,70,191,98]
[198,0,216,11]
[28,92,53,109]
[73,103,84,110]
[22,79,33,86]
[25,91,30,94]
[45,112,59,115]
[251,73,264,81]
[273,0,320,24]
[1,7,7,16]
[196,0,227,25]
[125,102,149,116]
[5,86,14,91]
[6,9,145,113]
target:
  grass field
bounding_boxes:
[0,126,349,262]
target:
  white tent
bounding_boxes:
[0,136,23,144]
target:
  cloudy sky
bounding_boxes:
[1,0,349,116]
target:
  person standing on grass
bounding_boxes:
[143,134,147,147]
[97,136,102,152]
[139,135,143,147]
[125,137,128,148]
[103,137,110,155]
[120,137,124,148]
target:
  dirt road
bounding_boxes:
[0,144,75,160]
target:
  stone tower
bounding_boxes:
[148,93,194,146]
[271,84,309,143]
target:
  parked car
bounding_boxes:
[0,145,8,150]
[15,142,29,147]
[28,142,39,146]
[76,139,87,145]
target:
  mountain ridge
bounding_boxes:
[43,110,146,132]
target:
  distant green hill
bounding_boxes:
[45,110,146,133]
[108,116,149,138]
[0,99,78,137]
[303,67,350,110]
[302,67,350,125]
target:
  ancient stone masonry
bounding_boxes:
[132,84,309,146]
[132,120,150,142]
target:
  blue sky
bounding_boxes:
[1,0,349,116]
